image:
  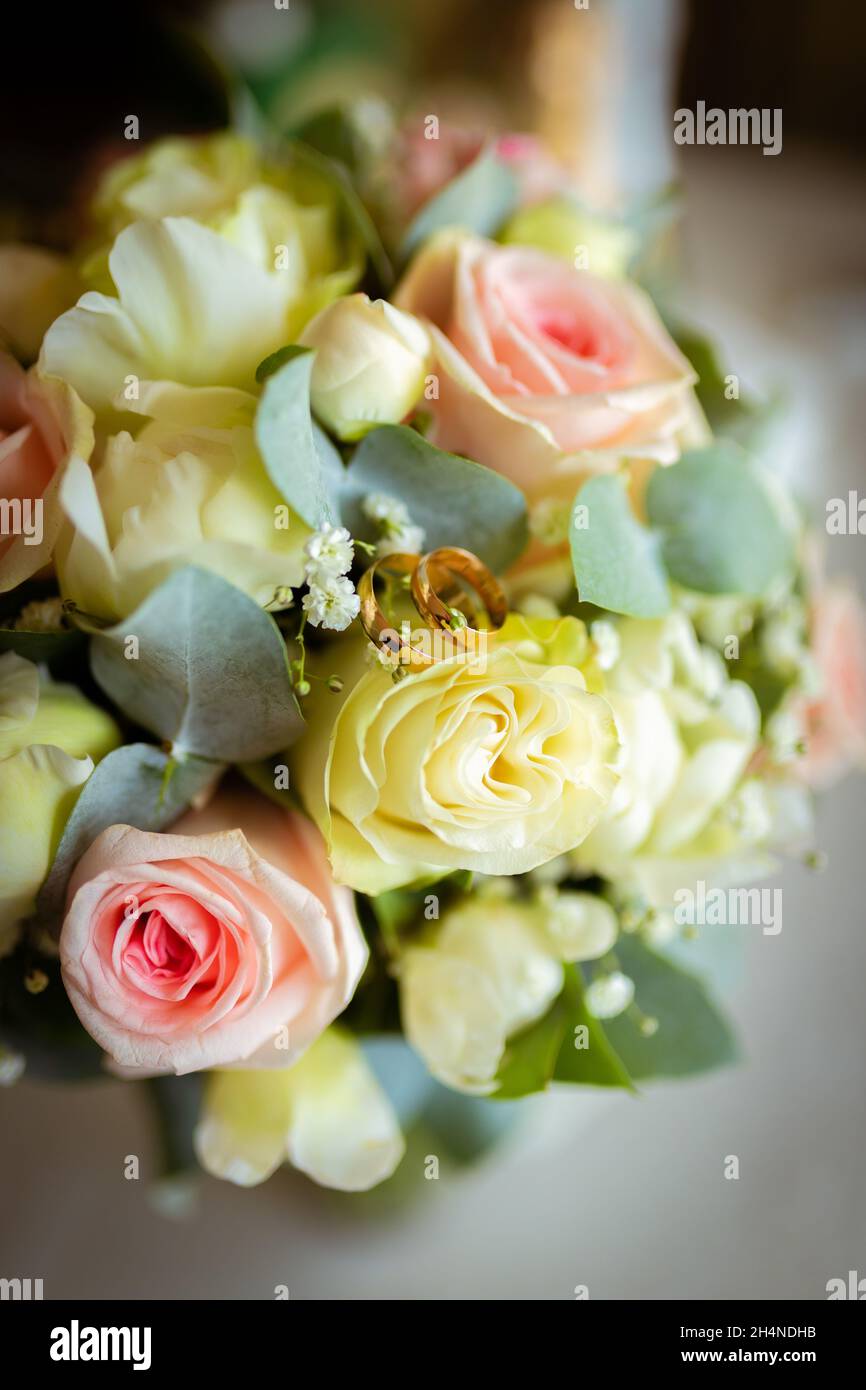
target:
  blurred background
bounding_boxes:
[1,0,865,1299]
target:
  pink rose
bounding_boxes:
[0,353,93,593]
[396,124,565,221]
[394,234,701,508]
[797,582,866,788]
[59,788,367,1075]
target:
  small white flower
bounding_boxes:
[302,574,361,631]
[590,619,621,671]
[14,596,65,632]
[723,779,774,842]
[303,525,354,583]
[585,970,634,1019]
[761,601,807,675]
[365,639,400,671]
[363,493,425,557]
[765,707,806,764]
[529,497,571,546]
[376,524,425,558]
[363,492,411,530]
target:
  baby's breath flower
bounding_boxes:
[529,497,571,546]
[364,640,400,671]
[590,619,620,671]
[376,524,425,558]
[585,971,634,1019]
[303,525,354,584]
[723,778,774,841]
[362,492,425,557]
[363,492,411,530]
[302,574,360,631]
[14,597,65,632]
[765,707,806,764]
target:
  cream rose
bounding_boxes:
[59,788,367,1076]
[56,406,308,620]
[42,136,362,423]
[299,294,431,441]
[394,233,701,508]
[292,615,620,893]
[195,1028,405,1190]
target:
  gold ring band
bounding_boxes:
[411,546,507,644]
[359,546,508,670]
[357,552,435,670]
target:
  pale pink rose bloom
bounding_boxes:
[60,789,367,1076]
[0,353,93,592]
[797,582,866,788]
[394,235,700,506]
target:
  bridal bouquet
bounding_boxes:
[2,101,864,1196]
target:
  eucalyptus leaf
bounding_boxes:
[423,1086,521,1162]
[646,444,796,596]
[602,935,740,1080]
[340,425,528,572]
[0,625,83,664]
[362,1034,437,1128]
[254,350,339,527]
[552,967,635,1089]
[255,343,308,384]
[671,324,778,447]
[89,567,303,761]
[495,965,632,1099]
[402,148,520,259]
[35,742,221,930]
[570,474,671,618]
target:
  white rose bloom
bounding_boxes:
[574,613,770,907]
[300,294,431,441]
[400,895,615,1094]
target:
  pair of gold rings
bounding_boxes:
[358,546,507,670]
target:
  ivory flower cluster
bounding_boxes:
[0,105,863,1200]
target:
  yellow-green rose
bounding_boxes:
[42,134,363,422]
[292,615,620,893]
[501,198,638,279]
[299,294,431,441]
[400,892,618,1093]
[88,132,269,245]
[56,399,308,621]
[0,651,120,950]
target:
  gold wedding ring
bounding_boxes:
[359,546,507,670]
[357,552,436,670]
[411,546,507,642]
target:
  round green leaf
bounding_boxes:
[35,743,221,930]
[402,148,520,260]
[646,444,796,596]
[340,424,528,573]
[254,349,340,528]
[89,567,304,761]
[570,474,671,618]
